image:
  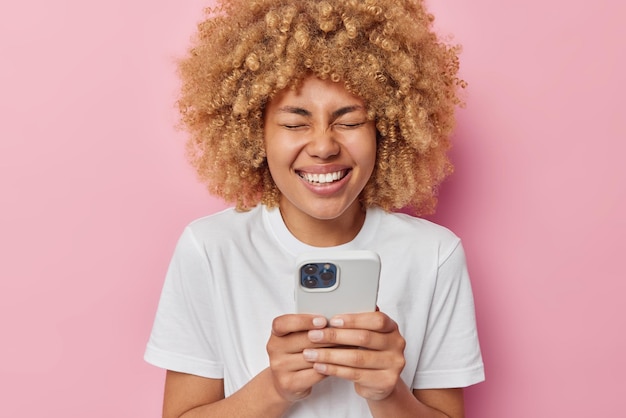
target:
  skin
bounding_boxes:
[162,77,465,417]
[263,75,377,246]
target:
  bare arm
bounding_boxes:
[162,373,464,418]
[367,384,464,418]
[163,369,291,418]
[162,314,330,418]
[303,311,466,418]
[413,388,465,418]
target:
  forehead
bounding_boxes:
[266,76,366,111]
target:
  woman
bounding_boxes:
[145,1,484,416]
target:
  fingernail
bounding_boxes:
[308,330,323,341]
[313,363,327,373]
[302,349,318,361]
[329,317,344,327]
[312,317,326,327]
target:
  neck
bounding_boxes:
[278,201,366,247]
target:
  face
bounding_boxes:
[263,76,377,237]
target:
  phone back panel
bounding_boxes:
[295,250,381,319]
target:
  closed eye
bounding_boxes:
[281,124,308,130]
[335,122,366,129]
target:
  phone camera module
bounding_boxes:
[300,262,337,289]
[303,264,318,275]
[303,275,318,288]
[320,270,334,282]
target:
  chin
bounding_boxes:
[303,202,357,221]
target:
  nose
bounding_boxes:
[306,128,340,159]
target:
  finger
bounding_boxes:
[270,350,318,372]
[307,327,403,351]
[271,314,327,337]
[309,362,401,401]
[267,330,326,356]
[311,362,398,394]
[328,311,397,333]
[302,347,404,371]
[272,368,328,402]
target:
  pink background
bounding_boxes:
[1,0,624,416]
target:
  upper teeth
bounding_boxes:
[300,170,346,184]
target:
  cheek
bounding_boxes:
[265,140,292,166]
[352,139,377,173]
[364,150,377,177]
[264,137,299,179]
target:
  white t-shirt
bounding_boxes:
[145,205,484,417]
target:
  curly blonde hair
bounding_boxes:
[178,0,463,215]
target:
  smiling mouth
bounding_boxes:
[297,169,349,185]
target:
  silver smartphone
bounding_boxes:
[295,250,381,320]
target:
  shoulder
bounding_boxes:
[185,206,263,236]
[375,209,459,242]
[171,206,267,255]
[370,209,463,264]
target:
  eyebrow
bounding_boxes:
[277,105,365,120]
[278,106,312,117]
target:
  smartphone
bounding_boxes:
[295,250,381,320]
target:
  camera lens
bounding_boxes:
[303,264,318,275]
[320,270,334,281]
[303,276,318,288]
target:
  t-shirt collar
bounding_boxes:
[263,204,381,256]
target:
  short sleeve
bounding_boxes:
[413,241,485,389]
[144,227,224,378]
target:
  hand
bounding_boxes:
[301,311,406,401]
[266,314,333,402]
